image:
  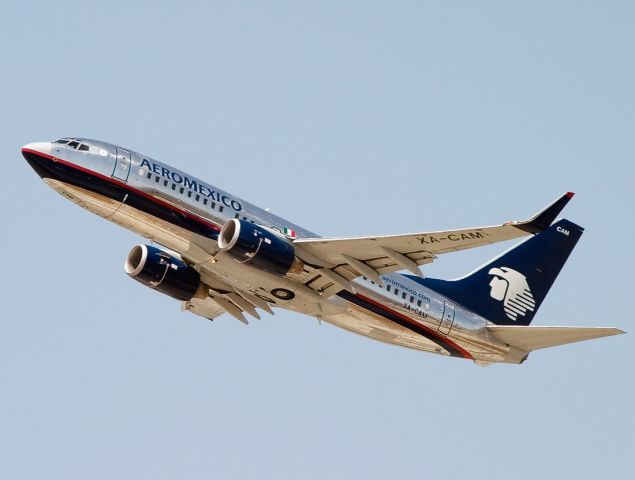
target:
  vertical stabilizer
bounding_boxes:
[407,219,583,326]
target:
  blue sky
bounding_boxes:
[1,1,633,478]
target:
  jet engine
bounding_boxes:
[125,244,200,301]
[218,219,304,275]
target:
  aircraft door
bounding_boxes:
[438,302,455,335]
[112,148,131,182]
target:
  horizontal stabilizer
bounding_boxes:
[488,325,625,352]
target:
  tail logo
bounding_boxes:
[488,267,536,321]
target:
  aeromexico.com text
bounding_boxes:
[381,276,431,303]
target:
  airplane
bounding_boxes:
[22,138,624,365]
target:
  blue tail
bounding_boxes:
[406,219,584,326]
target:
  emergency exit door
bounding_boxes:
[112,148,131,182]
[439,302,455,335]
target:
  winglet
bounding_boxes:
[510,192,575,234]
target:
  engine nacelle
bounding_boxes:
[124,244,200,301]
[218,219,304,275]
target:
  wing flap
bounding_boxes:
[487,325,625,352]
[182,296,227,321]
[181,270,275,324]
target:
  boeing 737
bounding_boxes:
[22,138,624,365]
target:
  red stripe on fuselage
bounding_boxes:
[354,292,473,359]
[25,148,472,359]
[23,148,222,232]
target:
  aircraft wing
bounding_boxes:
[182,269,276,325]
[293,193,574,292]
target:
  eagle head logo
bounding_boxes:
[488,267,536,321]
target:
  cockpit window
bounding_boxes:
[53,138,94,152]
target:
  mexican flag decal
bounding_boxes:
[282,227,297,238]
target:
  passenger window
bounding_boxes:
[417,300,422,307]
[163,180,168,187]
[386,285,391,292]
[394,289,399,296]
[410,296,414,303]
[155,176,160,183]
[203,198,208,205]
[195,194,200,201]
[402,292,407,299]
[179,187,184,194]
[187,191,192,198]
[171,183,176,190]
[146,172,152,179]
[235,213,240,219]
[219,205,224,212]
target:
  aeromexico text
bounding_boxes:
[140,159,242,212]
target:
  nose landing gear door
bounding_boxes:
[112,148,131,182]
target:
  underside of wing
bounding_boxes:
[182,269,275,324]
[487,325,625,352]
[293,193,575,295]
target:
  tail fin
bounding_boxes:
[408,219,583,325]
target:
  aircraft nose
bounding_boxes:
[22,141,55,179]
[22,141,52,155]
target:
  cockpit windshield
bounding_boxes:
[54,138,92,152]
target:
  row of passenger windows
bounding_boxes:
[146,171,253,222]
[362,276,426,308]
